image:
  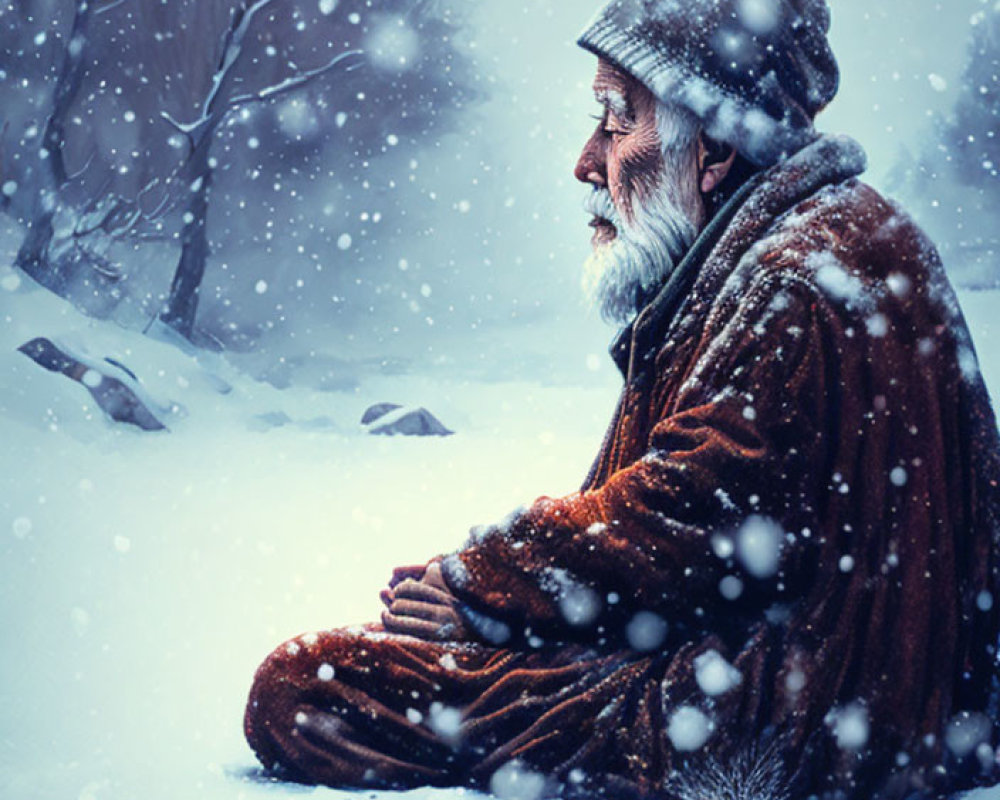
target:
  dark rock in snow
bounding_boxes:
[17,337,167,432]
[364,405,453,437]
[361,402,403,425]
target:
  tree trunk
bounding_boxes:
[14,199,59,288]
[15,0,92,292]
[159,138,213,340]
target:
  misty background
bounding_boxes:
[0,0,994,391]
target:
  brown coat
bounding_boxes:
[245,135,1000,799]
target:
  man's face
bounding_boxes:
[575,60,703,323]
[576,60,668,240]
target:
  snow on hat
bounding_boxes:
[578,0,840,166]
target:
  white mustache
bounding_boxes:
[581,174,699,324]
[583,188,621,227]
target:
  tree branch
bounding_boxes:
[166,0,282,139]
[66,151,97,182]
[73,195,127,238]
[95,0,129,16]
[161,1,361,141]
[159,111,200,140]
[228,49,364,106]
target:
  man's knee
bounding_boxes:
[244,629,359,778]
[243,627,460,787]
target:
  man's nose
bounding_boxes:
[574,128,607,187]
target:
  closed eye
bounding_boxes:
[592,115,627,137]
[590,107,629,138]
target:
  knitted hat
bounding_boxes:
[578,0,840,166]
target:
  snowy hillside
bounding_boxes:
[0,267,621,800]
[2,258,1000,800]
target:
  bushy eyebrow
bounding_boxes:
[594,87,630,119]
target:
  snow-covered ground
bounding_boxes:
[2,272,1000,800]
[0,270,621,800]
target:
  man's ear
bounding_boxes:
[698,135,738,195]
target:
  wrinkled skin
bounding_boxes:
[575,59,735,246]
[576,60,669,231]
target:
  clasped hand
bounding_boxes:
[380,560,470,641]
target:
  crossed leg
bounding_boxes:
[244,625,650,791]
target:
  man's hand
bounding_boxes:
[378,562,428,608]
[380,561,470,641]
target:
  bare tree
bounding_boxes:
[156,0,361,340]
[45,174,175,282]
[13,0,104,292]
[1,0,477,346]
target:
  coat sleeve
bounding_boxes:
[440,272,835,643]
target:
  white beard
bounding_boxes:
[582,107,703,325]
[581,183,699,324]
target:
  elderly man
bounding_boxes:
[245,0,1000,797]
